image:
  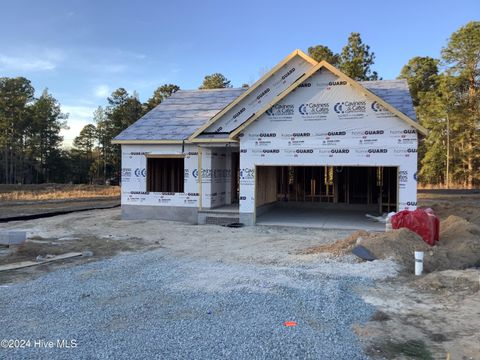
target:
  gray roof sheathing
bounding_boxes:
[114,80,417,141]
[360,79,417,120]
[114,88,246,141]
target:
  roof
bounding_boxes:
[113,80,419,143]
[113,51,425,144]
[360,79,416,120]
[113,88,246,142]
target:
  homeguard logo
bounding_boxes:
[390,129,417,136]
[121,168,132,177]
[367,148,388,153]
[331,149,350,153]
[371,101,387,112]
[298,103,329,115]
[266,104,294,116]
[296,149,314,153]
[292,133,311,137]
[298,82,311,88]
[334,101,366,114]
[407,201,417,206]
[262,149,280,153]
[327,131,346,136]
[328,81,347,86]
[259,133,276,137]
[232,107,246,121]
[394,148,417,155]
[364,130,384,135]
[256,88,270,101]
[281,67,295,80]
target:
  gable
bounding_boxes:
[230,61,427,138]
[190,50,316,139]
[240,68,419,149]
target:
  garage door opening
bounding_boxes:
[255,166,397,229]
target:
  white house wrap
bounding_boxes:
[113,50,426,226]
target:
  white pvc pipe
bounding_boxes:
[415,251,424,276]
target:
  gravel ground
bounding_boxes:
[0,246,392,360]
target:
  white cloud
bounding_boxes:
[60,105,97,148]
[0,48,65,72]
[94,84,110,98]
[0,54,56,71]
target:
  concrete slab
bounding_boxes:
[255,207,385,231]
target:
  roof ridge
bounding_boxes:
[177,88,245,93]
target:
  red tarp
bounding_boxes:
[391,208,440,246]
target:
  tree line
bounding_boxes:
[0,22,478,187]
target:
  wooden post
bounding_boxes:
[198,146,203,210]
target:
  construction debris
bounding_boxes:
[306,215,480,273]
[352,245,376,261]
[0,252,83,272]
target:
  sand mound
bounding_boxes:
[359,229,430,269]
[308,216,480,273]
[303,230,369,256]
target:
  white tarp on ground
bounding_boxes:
[239,68,418,214]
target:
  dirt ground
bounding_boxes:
[418,189,480,226]
[354,190,480,360]
[0,189,479,359]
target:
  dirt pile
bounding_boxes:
[303,230,369,256]
[358,229,430,269]
[307,215,480,272]
[413,269,480,294]
[436,216,480,270]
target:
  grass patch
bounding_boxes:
[0,184,120,201]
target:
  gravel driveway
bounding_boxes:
[0,210,399,359]
[0,246,389,360]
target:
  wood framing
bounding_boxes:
[229,61,428,139]
[188,49,317,141]
[228,64,322,138]
[112,139,184,145]
[198,145,203,210]
[145,154,185,158]
[189,138,238,144]
[319,61,428,136]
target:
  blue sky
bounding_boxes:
[0,0,477,146]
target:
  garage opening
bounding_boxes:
[255,166,397,229]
